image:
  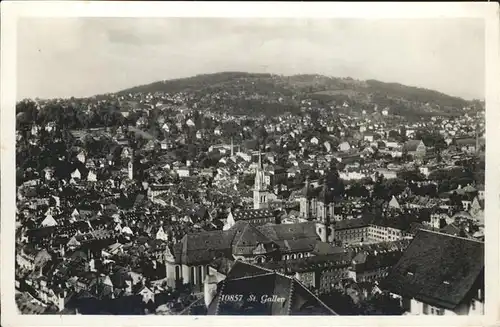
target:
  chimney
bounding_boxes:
[204,275,219,308]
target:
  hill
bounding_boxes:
[115,72,471,118]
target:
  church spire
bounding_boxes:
[258,147,263,169]
[128,149,134,180]
[253,145,268,209]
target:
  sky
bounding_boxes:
[17,18,485,101]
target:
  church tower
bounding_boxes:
[300,176,312,219]
[315,181,335,243]
[128,150,134,180]
[253,150,268,209]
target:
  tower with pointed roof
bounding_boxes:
[315,181,335,243]
[300,176,316,219]
[253,149,268,209]
[128,149,135,180]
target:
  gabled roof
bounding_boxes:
[232,223,275,256]
[404,140,425,152]
[174,221,319,266]
[380,230,484,310]
[334,218,369,231]
[388,196,400,209]
[207,261,337,315]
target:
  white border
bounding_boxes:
[1,2,499,327]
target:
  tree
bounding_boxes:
[358,293,404,315]
[373,173,389,200]
[397,169,424,183]
[242,174,255,187]
[255,126,268,148]
[385,178,407,197]
[449,192,463,209]
[310,110,320,126]
[347,182,369,198]
[319,289,358,315]
[418,208,431,222]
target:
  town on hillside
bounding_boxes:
[14,73,485,316]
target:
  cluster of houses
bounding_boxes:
[15,90,485,316]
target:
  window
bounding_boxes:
[197,266,203,284]
[426,304,444,315]
[423,303,429,314]
[190,267,195,284]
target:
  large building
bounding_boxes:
[381,230,484,315]
[299,178,334,221]
[224,208,276,230]
[163,221,322,290]
[299,178,336,243]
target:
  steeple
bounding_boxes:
[315,180,335,243]
[258,148,263,169]
[128,149,134,180]
[300,174,313,220]
[253,146,268,209]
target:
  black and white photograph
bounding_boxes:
[1,1,499,325]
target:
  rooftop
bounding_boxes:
[380,230,484,310]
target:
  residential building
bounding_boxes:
[404,140,426,158]
[381,230,484,316]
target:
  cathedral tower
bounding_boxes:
[128,150,134,180]
[300,176,313,219]
[315,180,335,243]
[253,149,268,209]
